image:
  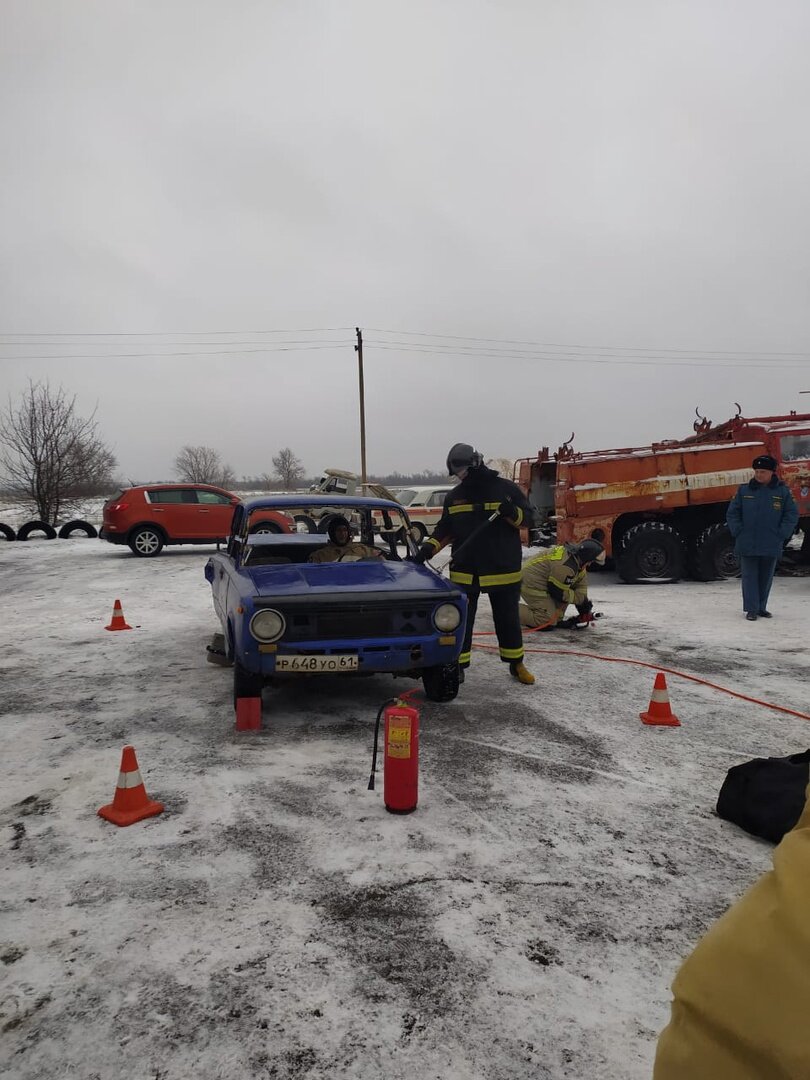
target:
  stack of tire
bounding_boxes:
[0,519,98,542]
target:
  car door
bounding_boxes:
[424,489,450,522]
[194,488,235,540]
[147,488,200,539]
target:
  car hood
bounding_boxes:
[244,559,453,597]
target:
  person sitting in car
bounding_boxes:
[308,515,384,563]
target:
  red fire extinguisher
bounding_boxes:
[368,694,420,813]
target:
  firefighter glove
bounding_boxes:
[411,544,432,565]
[498,498,517,521]
[576,599,594,615]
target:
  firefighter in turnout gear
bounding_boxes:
[412,443,534,685]
[519,539,605,629]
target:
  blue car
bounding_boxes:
[204,495,467,714]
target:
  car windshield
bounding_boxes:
[394,489,418,504]
[242,501,415,544]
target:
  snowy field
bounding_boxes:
[2,536,809,1080]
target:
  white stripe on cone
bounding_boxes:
[116,769,144,789]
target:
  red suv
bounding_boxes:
[101,484,292,557]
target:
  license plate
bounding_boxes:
[275,654,359,673]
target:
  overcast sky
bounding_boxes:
[2,1,810,482]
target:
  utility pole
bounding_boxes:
[355,327,367,484]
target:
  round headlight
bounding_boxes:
[250,608,285,642]
[433,603,461,632]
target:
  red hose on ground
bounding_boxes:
[472,637,810,722]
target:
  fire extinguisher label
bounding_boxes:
[388,721,412,759]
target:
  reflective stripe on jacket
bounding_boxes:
[427,466,528,586]
[521,546,588,607]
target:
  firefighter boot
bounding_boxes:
[509,661,535,686]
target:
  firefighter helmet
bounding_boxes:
[571,538,606,566]
[447,443,483,478]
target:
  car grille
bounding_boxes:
[282,605,433,642]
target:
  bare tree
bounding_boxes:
[0,380,117,523]
[174,445,235,487]
[272,448,305,490]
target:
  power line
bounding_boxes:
[0,326,354,337]
[365,327,810,359]
[1,338,807,368]
[364,341,810,369]
[0,343,352,361]
[0,338,352,350]
[2,324,807,359]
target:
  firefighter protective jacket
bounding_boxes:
[653,783,810,1079]
[424,466,528,587]
[726,475,798,559]
[521,546,588,613]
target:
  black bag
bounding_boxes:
[716,751,810,843]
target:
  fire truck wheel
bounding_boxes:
[421,661,460,702]
[689,523,740,581]
[233,660,263,705]
[616,521,685,583]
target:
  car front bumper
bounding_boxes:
[242,634,463,676]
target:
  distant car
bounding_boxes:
[387,485,456,541]
[100,483,293,557]
[204,494,467,715]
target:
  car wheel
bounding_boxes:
[294,515,316,534]
[250,522,283,535]
[128,526,164,557]
[0,522,16,541]
[688,523,740,581]
[58,519,98,539]
[17,520,57,540]
[409,522,427,543]
[616,522,685,583]
[233,660,263,705]
[421,661,460,702]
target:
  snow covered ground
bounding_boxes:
[2,536,809,1080]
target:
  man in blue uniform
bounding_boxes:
[726,454,798,620]
[413,443,534,685]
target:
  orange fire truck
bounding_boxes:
[515,409,810,583]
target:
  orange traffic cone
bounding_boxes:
[105,599,132,631]
[98,746,164,826]
[640,672,680,727]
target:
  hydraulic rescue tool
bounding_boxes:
[556,611,604,629]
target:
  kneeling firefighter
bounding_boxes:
[412,443,534,685]
[519,539,605,629]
